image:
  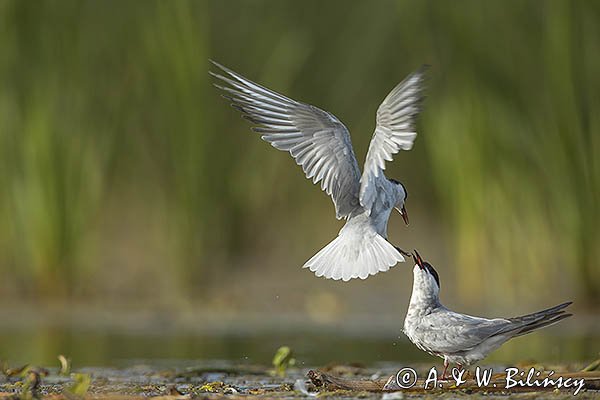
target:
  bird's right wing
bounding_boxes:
[210,61,362,219]
[359,67,427,213]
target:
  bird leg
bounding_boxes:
[394,246,412,258]
[385,239,412,258]
[441,359,449,380]
[456,363,470,379]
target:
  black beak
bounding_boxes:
[413,249,424,269]
[400,205,409,226]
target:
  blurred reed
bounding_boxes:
[0,0,597,309]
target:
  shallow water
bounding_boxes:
[1,327,598,368]
[1,315,598,399]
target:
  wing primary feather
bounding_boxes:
[252,127,300,134]
[223,94,290,114]
[242,114,293,126]
[211,60,362,218]
[214,84,293,112]
[359,65,428,213]
[210,61,296,105]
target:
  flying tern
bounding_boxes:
[210,60,426,281]
[403,250,572,378]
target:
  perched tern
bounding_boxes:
[210,61,427,281]
[404,250,572,378]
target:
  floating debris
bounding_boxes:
[2,363,30,378]
[0,360,598,398]
[199,381,223,393]
[293,379,318,397]
[582,357,600,372]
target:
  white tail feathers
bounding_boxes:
[303,223,405,281]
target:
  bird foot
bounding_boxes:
[394,246,412,258]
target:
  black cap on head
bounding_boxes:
[424,262,440,288]
[389,178,408,201]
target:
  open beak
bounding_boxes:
[413,249,424,269]
[399,205,409,226]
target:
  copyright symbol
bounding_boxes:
[395,367,418,389]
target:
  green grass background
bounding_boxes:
[0,0,598,316]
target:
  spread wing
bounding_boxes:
[359,66,427,213]
[210,61,362,219]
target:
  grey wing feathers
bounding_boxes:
[359,66,427,212]
[423,302,572,354]
[210,60,362,219]
[504,301,572,337]
[420,310,514,353]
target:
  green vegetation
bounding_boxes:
[0,0,598,311]
[272,346,296,377]
[66,373,91,397]
[58,355,71,376]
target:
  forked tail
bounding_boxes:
[507,301,573,337]
[303,221,405,281]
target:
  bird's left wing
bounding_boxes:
[359,67,427,213]
[210,61,362,219]
[421,309,513,354]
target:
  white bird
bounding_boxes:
[403,250,572,378]
[210,60,427,281]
